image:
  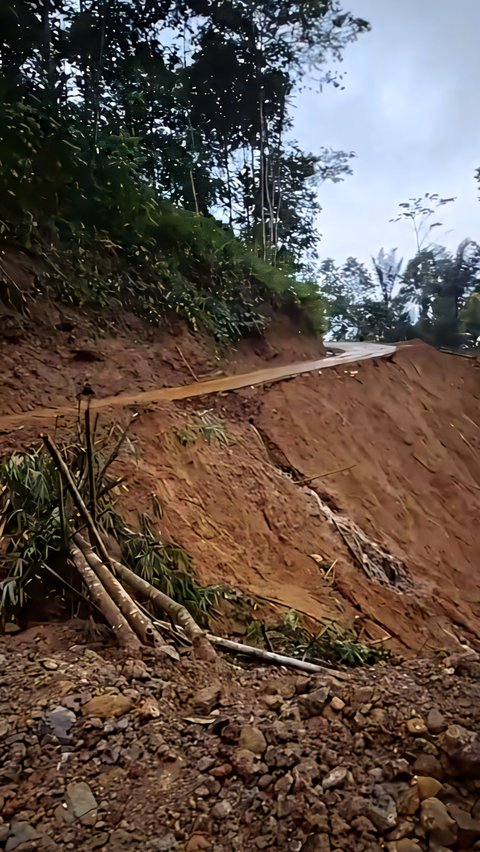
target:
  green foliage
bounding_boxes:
[390,193,456,252]
[248,610,389,667]
[403,240,480,348]
[174,411,229,447]
[320,238,480,349]
[0,96,326,343]
[319,254,406,342]
[0,0,365,340]
[461,292,480,345]
[0,427,221,628]
[0,449,64,616]
[113,514,220,628]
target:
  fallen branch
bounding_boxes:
[69,544,140,648]
[294,463,357,486]
[307,487,409,591]
[74,533,156,646]
[204,635,350,679]
[110,557,216,660]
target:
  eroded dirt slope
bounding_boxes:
[97,341,480,656]
[0,249,324,419]
[2,299,479,657]
[249,343,480,651]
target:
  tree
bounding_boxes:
[182,0,369,262]
[319,251,411,342]
[390,193,456,252]
[402,240,480,348]
[371,248,402,307]
[319,256,374,340]
[0,0,371,277]
[460,293,480,346]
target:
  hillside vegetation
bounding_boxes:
[0,1,369,342]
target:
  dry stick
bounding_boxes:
[294,463,357,486]
[74,533,156,646]
[176,345,199,383]
[109,556,216,660]
[69,545,140,648]
[84,401,96,523]
[96,415,138,485]
[42,433,114,570]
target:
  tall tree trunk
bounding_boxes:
[42,0,56,101]
[93,0,108,148]
[259,91,267,260]
[224,142,233,229]
[78,0,91,133]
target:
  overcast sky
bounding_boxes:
[295,0,479,265]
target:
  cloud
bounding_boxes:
[294,0,480,263]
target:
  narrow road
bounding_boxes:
[0,341,396,429]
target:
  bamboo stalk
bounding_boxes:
[74,533,156,646]
[109,557,216,660]
[84,402,96,522]
[69,545,140,648]
[205,634,349,679]
[42,433,114,569]
[148,617,347,678]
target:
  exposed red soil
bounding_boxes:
[104,341,479,657]
[250,343,480,651]
[1,252,480,659]
[0,248,324,420]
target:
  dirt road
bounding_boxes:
[0,341,396,428]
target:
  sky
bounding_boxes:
[295,0,480,265]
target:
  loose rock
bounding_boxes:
[322,766,348,790]
[298,686,331,718]
[416,776,443,801]
[238,725,267,756]
[82,693,134,719]
[65,781,98,820]
[420,797,457,846]
[406,717,428,735]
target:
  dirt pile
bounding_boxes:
[0,625,479,851]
